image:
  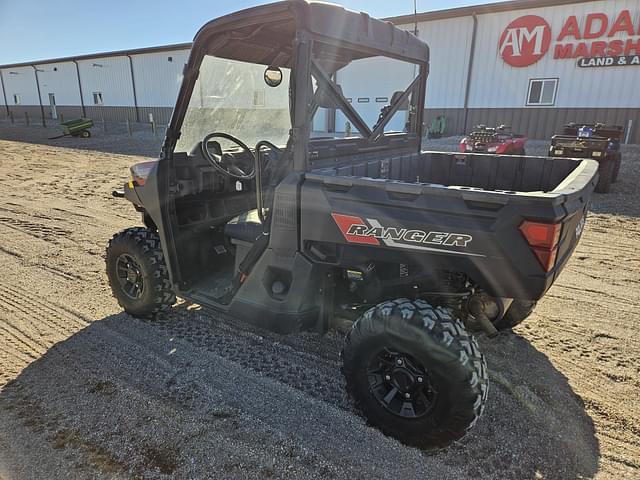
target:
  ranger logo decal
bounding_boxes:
[331,213,485,257]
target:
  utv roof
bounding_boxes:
[191,0,429,65]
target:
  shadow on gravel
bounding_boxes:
[0,306,600,479]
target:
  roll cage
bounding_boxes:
[162,0,430,172]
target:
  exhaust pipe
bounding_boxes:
[468,294,499,337]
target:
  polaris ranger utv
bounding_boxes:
[106,0,598,448]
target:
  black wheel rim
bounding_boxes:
[367,348,437,419]
[115,253,144,300]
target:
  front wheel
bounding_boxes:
[342,299,488,449]
[106,227,175,317]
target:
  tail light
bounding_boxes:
[129,161,157,187]
[519,220,562,272]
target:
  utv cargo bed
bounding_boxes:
[303,151,598,300]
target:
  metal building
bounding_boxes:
[1,0,639,142]
[390,0,640,142]
[0,44,190,125]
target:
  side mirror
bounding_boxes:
[264,67,283,87]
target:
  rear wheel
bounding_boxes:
[612,152,621,183]
[342,299,488,449]
[106,227,175,318]
[595,160,614,193]
[80,129,91,138]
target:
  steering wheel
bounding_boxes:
[201,132,256,180]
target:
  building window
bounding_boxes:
[93,92,103,105]
[168,56,173,62]
[527,78,558,106]
[375,97,389,103]
[357,97,370,103]
[13,94,21,105]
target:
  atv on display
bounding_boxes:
[460,124,527,155]
[106,0,598,449]
[549,122,623,193]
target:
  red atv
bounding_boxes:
[460,124,527,155]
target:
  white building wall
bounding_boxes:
[1,66,40,106]
[77,56,135,107]
[468,0,640,108]
[132,50,189,107]
[34,61,81,106]
[412,16,474,108]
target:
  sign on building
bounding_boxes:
[499,9,640,68]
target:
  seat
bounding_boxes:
[224,209,263,243]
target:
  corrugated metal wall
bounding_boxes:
[469,0,640,109]
[0,50,190,124]
[132,50,189,108]
[35,62,81,107]
[397,0,640,141]
[414,16,474,109]
[77,56,136,108]
[1,0,639,143]
[1,66,40,106]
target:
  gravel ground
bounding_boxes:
[0,124,638,479]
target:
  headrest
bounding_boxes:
[390,91,409,110]
[315,83,345,109]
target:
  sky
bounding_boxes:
[0,0,509,65]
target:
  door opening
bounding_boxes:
[48,93,57,119]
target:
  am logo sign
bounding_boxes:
[499,15,552,67]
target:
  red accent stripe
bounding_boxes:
[331,213,380,245]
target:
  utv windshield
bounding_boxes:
[175,55,291,153]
